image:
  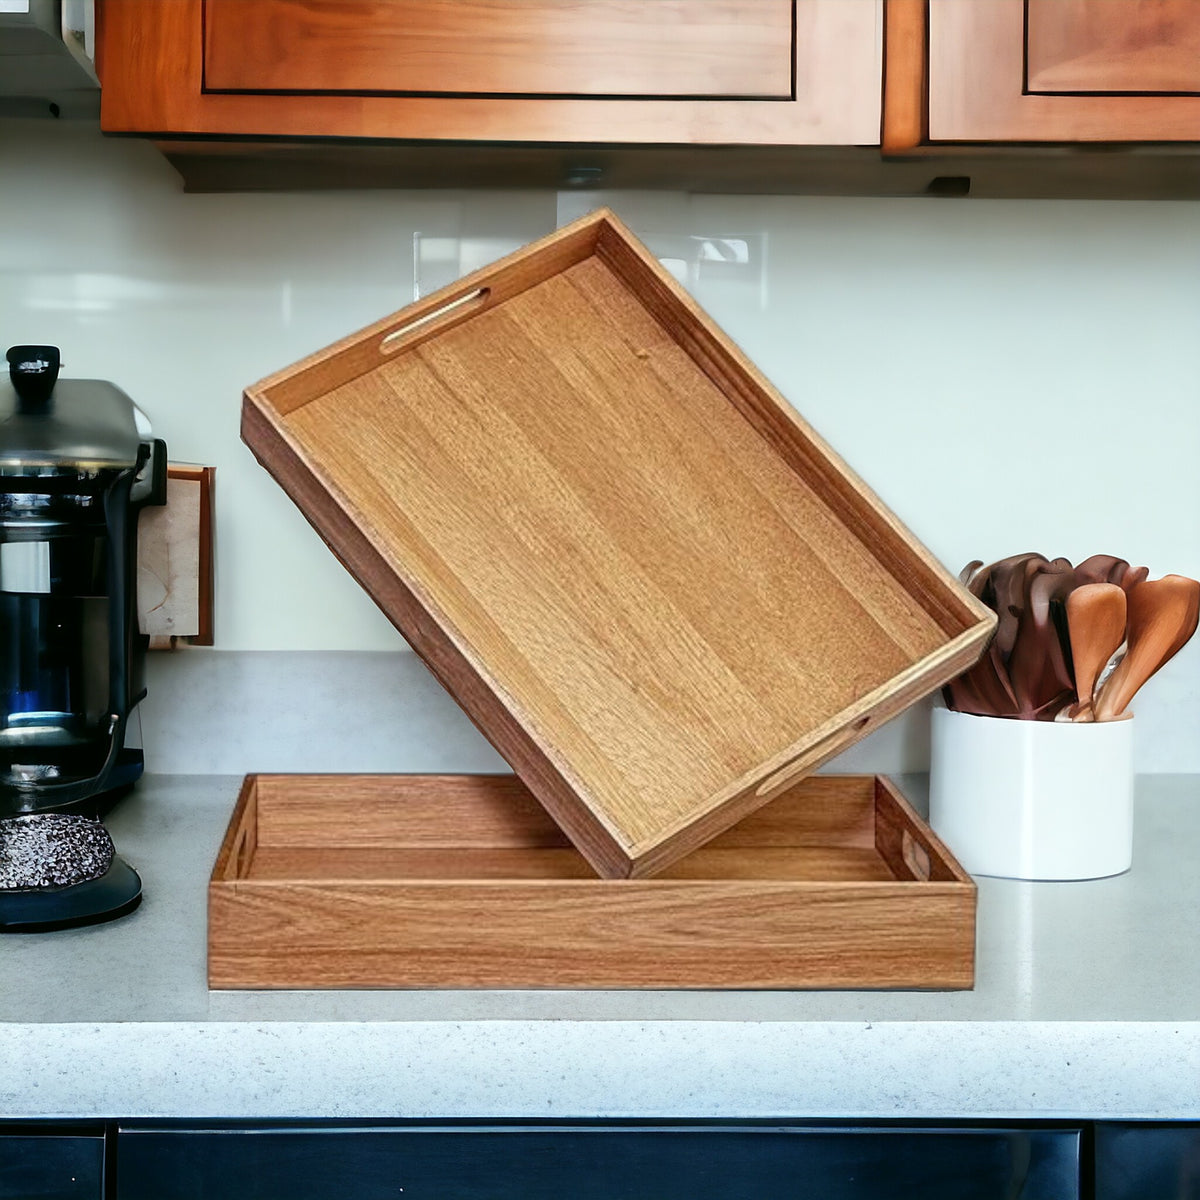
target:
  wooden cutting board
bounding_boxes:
[242,209,994,878]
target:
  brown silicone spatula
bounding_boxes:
[1065,583,1127,721]
[1093,575,1200,720]
[1120,565,1150,593]
[1007,565,1078,718]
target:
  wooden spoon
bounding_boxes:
[1064,583,1127,721]
[1093,575,1200,720]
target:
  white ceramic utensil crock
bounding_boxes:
[929,706,1134,881]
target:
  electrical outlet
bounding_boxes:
[137,464,215,647]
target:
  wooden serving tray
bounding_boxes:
[242,209,994,879]
[209,774,976,990]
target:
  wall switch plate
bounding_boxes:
[137,464,215,647]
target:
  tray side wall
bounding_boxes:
[249,772,882,850]
[255,214,606,417]
[211,775,258,882]
[240,398,634,877]
[208,878,975,990]
[873,775,975,887]
[241,210,994,879]
[632,623,992,876]
[593,217,995,641]
[207,773,975,990]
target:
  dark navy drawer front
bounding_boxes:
[116,1124,1081,1200]
[0,1134,104,1200]
[1096,1122,1200,1199]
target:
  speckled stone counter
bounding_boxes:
[3,774,1199,1120]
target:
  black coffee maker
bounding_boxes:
[0,346,166,930]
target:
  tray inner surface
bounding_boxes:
[229,776,949,886]
[280,252,954,851]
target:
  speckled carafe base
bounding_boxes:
[0,814,142,931]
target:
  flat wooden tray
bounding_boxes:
[209,774,976,990]
[242,209,993,878]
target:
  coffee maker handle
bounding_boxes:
[131,438,168,508]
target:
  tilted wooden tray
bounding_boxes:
[242,209,994,879]
[209,773,975,990]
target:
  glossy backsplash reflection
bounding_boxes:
[415,226,766,303]
[2,117,1198,770]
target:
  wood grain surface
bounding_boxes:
[98,0,882,146]
[204,0,794,99]
[1027,0,1200,95]
[208,773,976,989]
[251,771,881,849]
[929,0,1200,141]
[242,209,993,878]
[880,0,926,153]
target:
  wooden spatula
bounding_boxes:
[1064,583,1127,721]
[1093,575,1200,720]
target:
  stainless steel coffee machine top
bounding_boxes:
[0,345,166,931]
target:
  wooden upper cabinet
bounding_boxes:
[921,0,1200,142]
[203,1,795,99]
[97,0,883,146]
[1026,0,1200,95]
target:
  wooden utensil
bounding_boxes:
[1064,582,1127,721]
[1093,575,1200,720]
[1007,565,1078,718]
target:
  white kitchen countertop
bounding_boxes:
[2,773,1199,1121]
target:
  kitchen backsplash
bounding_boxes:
[3,118,1197,771]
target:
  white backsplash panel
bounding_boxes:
[3,117,1198,771]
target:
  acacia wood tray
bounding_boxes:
[209,773,976,990]
[242,209,994,879]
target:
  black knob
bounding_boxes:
[7,345,61,409]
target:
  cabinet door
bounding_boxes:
[203,1,794,100]
[0,1133,105,1200]
[96,0,881,146]
[1096,1123,1200,1200]
[116,1123,1080,1200]
[928,0,1200,141]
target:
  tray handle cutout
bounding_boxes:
[755,715,872,800]
[380,288,491,355]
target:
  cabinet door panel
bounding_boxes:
[116,1124,1080,1200]
[0,1134,104,1200]
[1027,0,1200,95]
[98,0,882,147]
[928,0,1200,141]
[204,0,794,100]
[1096,1123,1200,1200]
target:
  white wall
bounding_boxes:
[2,118,1198,769]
